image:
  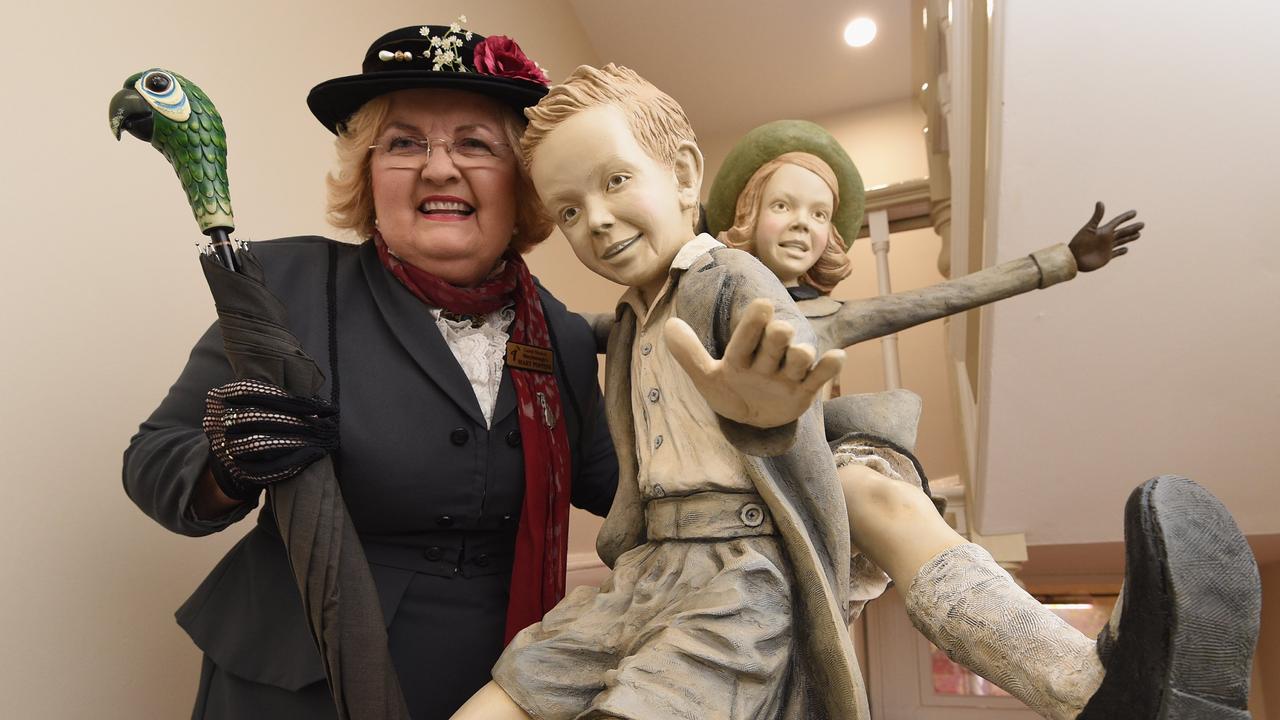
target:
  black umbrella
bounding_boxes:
[110,67,410,720]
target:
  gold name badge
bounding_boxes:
[506,342,554,374]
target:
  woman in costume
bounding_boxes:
[122,21,617,720]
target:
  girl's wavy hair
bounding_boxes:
[717,152,852,293]
[325,94,554,252]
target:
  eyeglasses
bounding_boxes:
[368,134,513,169]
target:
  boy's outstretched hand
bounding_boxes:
[1069,201,1145,272]
[665,299,845,429]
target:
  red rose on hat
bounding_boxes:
[473,36,549,86]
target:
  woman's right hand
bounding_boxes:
[202,379,339,502]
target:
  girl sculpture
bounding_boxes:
[706,119,1143,357]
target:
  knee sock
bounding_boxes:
[904,543,1103,720]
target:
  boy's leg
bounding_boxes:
[450,681,533,720]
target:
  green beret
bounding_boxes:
[706,120,865,250]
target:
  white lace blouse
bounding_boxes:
[430,306,515,428]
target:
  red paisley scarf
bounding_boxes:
[374,234,572,643]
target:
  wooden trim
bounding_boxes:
[855,179,933,238]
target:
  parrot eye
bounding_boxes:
[133,68,191,122]
[145,72,172,93]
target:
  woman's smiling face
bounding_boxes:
[370,89,518,286]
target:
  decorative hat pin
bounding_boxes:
[109,68,239,271]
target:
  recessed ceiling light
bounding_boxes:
[844,18,877,47]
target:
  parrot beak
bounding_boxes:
[109,87,154,142]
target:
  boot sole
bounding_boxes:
[1078,475,1260,720]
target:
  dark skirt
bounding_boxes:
[193,569,512,720]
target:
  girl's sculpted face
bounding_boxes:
[749,163,834,286]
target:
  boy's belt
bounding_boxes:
[645,491,775,541]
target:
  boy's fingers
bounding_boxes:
[801,349,845,393]
[781,343,816,382]
[664,318,717,381]
[724,299,773,370]
[752,320,795,373]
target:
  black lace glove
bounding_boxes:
[203,379,339,501]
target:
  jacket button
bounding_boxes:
[502,514,514,526]
[506,430,521,447]
[436,515,454,528]
[450,427,470,445]
[424,546,443,561]
[473,553,490,567]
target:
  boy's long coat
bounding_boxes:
[596,243,870,720]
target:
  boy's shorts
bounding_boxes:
[493,535,794,720]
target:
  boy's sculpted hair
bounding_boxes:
[523,64,701,230]
[718,152,852,293]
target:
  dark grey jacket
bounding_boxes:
[123,237,618,718]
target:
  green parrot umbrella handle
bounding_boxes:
[109,68,410,720]
[109,68,240,271]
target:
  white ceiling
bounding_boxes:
[567,0,915,137]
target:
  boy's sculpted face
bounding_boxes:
[750,163,834,286]
[530,104,699,303]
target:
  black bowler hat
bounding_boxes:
[307,22,551,134]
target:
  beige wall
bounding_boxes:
[0,1,599,716]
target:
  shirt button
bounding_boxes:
[654,435,663,449]
[424,546,443,561]
[652,484,666,498]
[506,430,521,447]
[641,343,653,356]
[648,388,661,403]
[436,515,454,528]
[450,427,470,446]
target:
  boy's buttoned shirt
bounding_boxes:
[618,235,752,499]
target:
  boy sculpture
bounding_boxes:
[451,65,1260,720]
